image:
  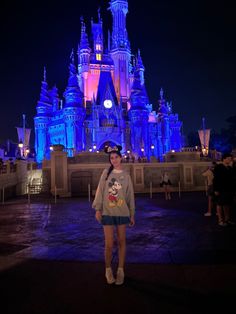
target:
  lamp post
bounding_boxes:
[141,147,144,156]
[18,141,23,158]
[151,145,154,155]
[18,141,30,159]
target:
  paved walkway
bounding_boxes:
[0,192,236,313]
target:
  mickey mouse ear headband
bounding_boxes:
[104,145,122,154]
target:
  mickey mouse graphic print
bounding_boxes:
[92,169,135,225]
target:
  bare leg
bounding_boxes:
[207,196,212,214]
[216,205,224,223]
[117,224,127,268]
[224,206,230,222]
[167,186,171,200]
[103,226,114,268]
[164,186,168,200]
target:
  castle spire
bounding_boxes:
[64,51,83,107]
[130,68,149,110]
[43,66,46,82]
[35,67,52,118]
[38,67,50,104]
[109,0,130,50]
[79,16,90,50]
[137,49,144,69]
[98,7,101,22]
[158,88,169,114]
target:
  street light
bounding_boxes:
[18,141,30,158]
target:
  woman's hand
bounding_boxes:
[129,216,135,227]
[95,211,102,223]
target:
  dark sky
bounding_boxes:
[1,0,235,146]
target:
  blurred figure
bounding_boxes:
[202,161,216,216]
[213,153,234,226]
[160,171,172,200]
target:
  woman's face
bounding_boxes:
[110,152,122,168]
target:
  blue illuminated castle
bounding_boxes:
[34,0,182,163]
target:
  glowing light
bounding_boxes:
[96,53,101,61]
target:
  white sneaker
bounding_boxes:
[115,268,124,285]
[105,267,115,284]
[204,212,211,217]
[218,222,227,227]
[226,220,236,225]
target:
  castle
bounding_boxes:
[34,0,183,163]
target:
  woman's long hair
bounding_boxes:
[105,151,122,181]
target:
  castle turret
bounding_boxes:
[158,88,171,153]
[63,51,85,155]
[50,85,60,112]
[78,17,91,102]
[34,67,52,163]
[108,0,131,102]
[91,8,104,59]
[136,50,145,85]
[129,68,149,156]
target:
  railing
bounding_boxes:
[0,165,7,174]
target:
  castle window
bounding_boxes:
[96,53,101,61]
[96,44,101,51]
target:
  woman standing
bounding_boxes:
[160,171,172,200]
[92,145,135,285]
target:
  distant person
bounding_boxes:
[92,145,135,285]
[213,153,235,226]
[202,161,216,216]
[232,156,236,212]
[160,171,172,200]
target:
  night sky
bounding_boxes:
[1,0,235,146]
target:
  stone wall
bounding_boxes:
[43,151,211,197]
[0,152,212,199]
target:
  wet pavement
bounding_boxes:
[0,191,236,314]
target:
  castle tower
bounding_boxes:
[34,67,52,163]
[50,85,60,112]
[158,88,171,153]
[63,51,85,155]
[77,17,91,103]
[108,0,131,102]
[91,8,104,58]
[129,67,149,156]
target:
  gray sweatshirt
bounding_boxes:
[92,169,135,217]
